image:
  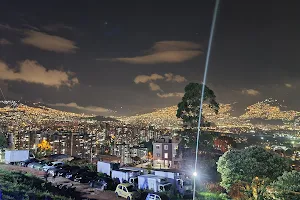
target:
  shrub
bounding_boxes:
[206,183,226,193]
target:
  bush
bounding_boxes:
[206,183,226,193]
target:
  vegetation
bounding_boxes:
[36,139,52,158]
[197,192,229,200]
[176,83,219,150]
[177,82,219,128]
[0,168,77,199]
[270,170,300,199]
[140,140,153,153]
[217,146,291,199]
[0,133,8,149]
[213,135,237,153]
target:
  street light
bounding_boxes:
[193,172,197,177]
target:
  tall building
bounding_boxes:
[152,136,182,169]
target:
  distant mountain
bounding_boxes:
[120,98,300,128]
[240,98,300,123]
[0,100,86,119]
[121,106,181,128]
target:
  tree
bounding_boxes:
[217,146,290,193]
[0,133,8,149]
[214,136,237,153]
[36,140,52,157]
[270,171,300,199]
[37,139,51,151]
[176,83,219,150]
[177,83,219,129]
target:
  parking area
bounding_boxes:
[0,164,118,200]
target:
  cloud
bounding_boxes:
[0,24,21,32]
[157,92,184,98]
[241,89,260,96]
[164,73,187,82]
[134,74,164,84]
[134,73,186,94]
[50,102,111,113]
[106,41,202,64]
[285,83,292,88]
[0,38,12,45]
[22,24,40,31]
[149,82,162,91]
[0,59,79,87]
[21,30,78,53]
[42,24,73,32]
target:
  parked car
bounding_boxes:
[47,167,61,177]
[57,165,77,177]
[90,176,116,190]
[65,168,88,180]
[145,193,169,200]
[74,171,98,183]
[27,162,39,169]
[32,163,44,171]
[115,183,139,200]
[42,161,64,171]
[20,158,39,167]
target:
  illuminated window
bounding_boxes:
[164,153,168,159]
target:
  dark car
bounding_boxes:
[74,172,98,183]
[20,158,39,167]
[90,176,116,190]
[66,168,88,180]
[58,165,80,177]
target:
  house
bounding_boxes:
[152,136,182,169]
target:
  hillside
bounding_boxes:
[121,106,181,128]
[120,98,300,128]
[0,100,89,121]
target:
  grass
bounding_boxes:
[197,192,230,200]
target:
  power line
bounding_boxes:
[193,0,220,199]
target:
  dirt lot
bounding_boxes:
[0,164,118,200]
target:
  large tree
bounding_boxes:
[176,83,219,149]
[217,146,290,192]
[177,82,219,128]
[0,133,8,149]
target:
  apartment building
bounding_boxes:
[152,136,182,169]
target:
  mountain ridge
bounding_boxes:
[120,98,300,128]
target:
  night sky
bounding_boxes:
[0,1,299,116]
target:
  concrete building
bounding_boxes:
[152,136,182,169]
